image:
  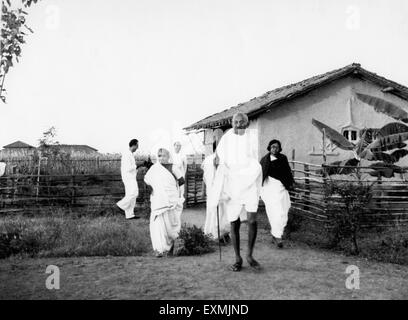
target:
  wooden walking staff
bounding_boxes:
[216,203,222,261]
[213,153,222,261]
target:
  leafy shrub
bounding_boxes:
[324,181,373,255]
[175,224,214,256]
[0,224,41,259]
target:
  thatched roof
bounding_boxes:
[3,141,35,149]
[55,145,98,152]
[184,63,408,131]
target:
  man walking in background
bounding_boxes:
[171,141,187,197]
[117,139,140,219]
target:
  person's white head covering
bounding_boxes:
[154,146,174,164]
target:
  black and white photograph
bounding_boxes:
[1,0,408,307]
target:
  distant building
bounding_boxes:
[184,63,408,166]
[0,142,99,159]
[0,141,36,158]
[51,144,99,157]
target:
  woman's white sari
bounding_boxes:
[260,176,291,238]
[144,162,184,254]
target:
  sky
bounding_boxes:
[2,0,408,154]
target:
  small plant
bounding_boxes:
[284,210,303,238]
[0,225,41,258]
[175,224,214,256]
[324,180,373,255]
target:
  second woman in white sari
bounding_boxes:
[144,148,185,257]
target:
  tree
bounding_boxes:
[38,126,62,159]
[1,0,40,103]
[312,93,408,178]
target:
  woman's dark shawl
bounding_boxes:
[260,153,295,190]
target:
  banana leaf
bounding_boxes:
[377,122,408,137]
[370,152,393,163]
[368,162,395,178]
[355,128,376,156]
[366,132,408,152]
[356,93,408,123]
[312,119,355,150]
[390,149,408,163]
[358,148,373,160]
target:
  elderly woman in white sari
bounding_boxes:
[144,148,185,257]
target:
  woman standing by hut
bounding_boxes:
[260,139,294,248]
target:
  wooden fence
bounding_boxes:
[0,157,206,213]
[289,161,408,228]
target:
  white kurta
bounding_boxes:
[260,175,291,238]
[214,129,262,222]
[144,163,184,254]
[201,154,230,239]
[117,149,138,219]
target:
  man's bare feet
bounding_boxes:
[246,256,261,270]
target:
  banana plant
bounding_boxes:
[312,93,408,177]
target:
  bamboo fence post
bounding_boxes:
[36,156,42,202]
[13,177,17,205]
[322,128,327,165]
[377,173,382,209]
[184,164,188,207]
[304,164,310,211]
[193,160,197,205]
[185,163,190,206]
[71,167,76,205]
[321,129,330,219]
[0,179,3,210]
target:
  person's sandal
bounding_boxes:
[228,260,243,272]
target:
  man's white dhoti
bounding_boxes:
[144,162,184,254]
[117,149,138,219]
[214,129,262,222]
[202,154,230,239]
[260,176,291,238]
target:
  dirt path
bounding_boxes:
[1,207,408,300]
